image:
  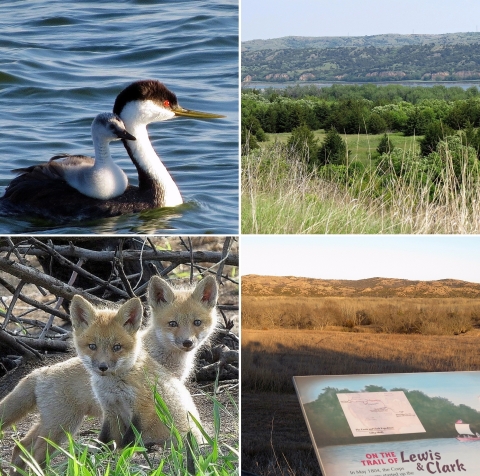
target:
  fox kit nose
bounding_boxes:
[182,339,194,349]
[98,363,109,372]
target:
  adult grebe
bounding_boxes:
[0,80,223,221]
[112,79,224,208]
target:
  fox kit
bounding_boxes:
[0,276,216,471]
[142,275,218,382]
[70,295,203,448]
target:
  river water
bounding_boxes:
[242,80,480,90]
[0,0,239,234]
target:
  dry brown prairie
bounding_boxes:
[242,329,480,392]
[242,296,480,335]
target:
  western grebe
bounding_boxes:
[111,79,224,208]
[0,80,223,221]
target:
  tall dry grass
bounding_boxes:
[241,329,480,393]
[242,295,480,335]
[242,140,480,234]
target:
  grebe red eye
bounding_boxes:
[163,100,170,108]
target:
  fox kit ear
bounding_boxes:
[117,298,143,333]
[70,295,97,330]
[193,276,218,308]
[148,276,175,308]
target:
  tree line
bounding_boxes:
[242,83,480,158]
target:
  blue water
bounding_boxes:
[243,80,480,90]
[0,0,239,234]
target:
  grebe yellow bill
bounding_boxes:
[0,80,224,222]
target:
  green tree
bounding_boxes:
[419,121,453,157]
[367,113,387,134]
[434,135,479,183]
[403,106,436,136]
[241,114,266,154]
[376,133,393,155]
[287,123,319,163]
[460,122,480,158]
[317,128,348,166]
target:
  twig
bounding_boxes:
[39,257,85,339]
[15,336,71,353]
[28,238,129,299]
[0,328,40,360]
[7,316,69,335]
[0,244,238,266]
[115,239,137,298]
[188,237,194,284]
[217,237,233,283]
[0,258,108,306]
[2,280,25,329]
[0,276,70,321]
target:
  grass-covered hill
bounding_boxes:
[242,33,480,83]
[242,32,480,52]
[242,275,480,298]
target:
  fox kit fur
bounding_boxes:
[70,295,203,448]
[143,275,218,382]
[0,276,217,471]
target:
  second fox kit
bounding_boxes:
[0,276,217,471]
[143,274,218,382]
[71,295,204,447]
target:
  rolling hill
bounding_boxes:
[242,274,480,298]
[242,33,480,83]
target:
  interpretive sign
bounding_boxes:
[293,371,480,476]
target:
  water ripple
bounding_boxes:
[0,0,239,234]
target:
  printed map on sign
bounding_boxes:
[337,391,426,437]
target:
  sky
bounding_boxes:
[241,235,480,283]
[241,0,480,41]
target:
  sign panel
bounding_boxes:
[293,371,480,476]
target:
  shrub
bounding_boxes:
[317,128,348,166]
[376,133,393,156]
[419,121,453,157]
[286,123,319,163]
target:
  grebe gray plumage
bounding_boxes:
[0,80,223,221]
[1,113,134,207]
[46,113,134,199]
[52,112,135,200]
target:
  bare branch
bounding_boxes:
[0,276,70,321]
[0,329,40,360]
[0,244,239,266]
[0,258,108,306]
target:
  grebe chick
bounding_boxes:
[0,81,223,221]
[4,113,135,201]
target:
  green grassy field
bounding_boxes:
[265,130,421,164]
[242,132,480,234]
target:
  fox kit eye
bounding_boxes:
[89,344,96,350]
[113,344,122,352]
[193,319,202,326]
[168,321,178,327]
